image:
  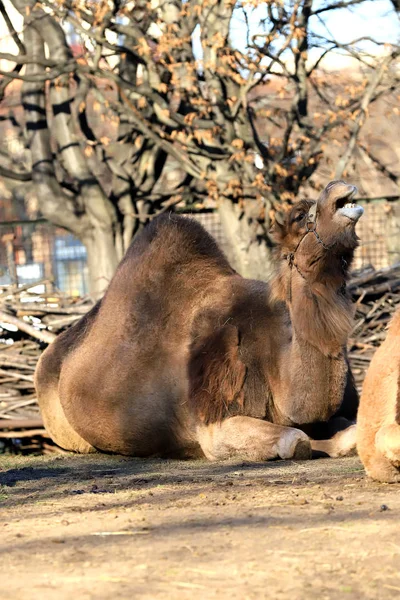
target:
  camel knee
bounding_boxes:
[276,428,312,460]
[364,452,400,483]
[357,424,400,482]
[375,424,400,466]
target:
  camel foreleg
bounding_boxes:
[196,416,312,461]
[310,423,357,458]
[375,423,400,466]
[357,423,400,483]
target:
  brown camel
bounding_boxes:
[35,180,363,461]
[357,308,400,482]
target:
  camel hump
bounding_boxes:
[120,213,234,275]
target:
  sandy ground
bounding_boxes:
[1,453,400,600]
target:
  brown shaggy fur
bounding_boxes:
[357,309,400,482]
[35,181,362,461]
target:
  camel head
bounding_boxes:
[313,180,363,248]
[271,181,363,296]
[271,180,363,362]
[271,180,363,261]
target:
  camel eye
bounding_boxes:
[293,213,305,223]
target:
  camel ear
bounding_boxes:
[269,211,287,242]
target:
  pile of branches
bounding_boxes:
[348,263,400,392]
[0,265,399,452]
[0,280,94,453]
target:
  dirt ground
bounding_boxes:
[1,454,400,600]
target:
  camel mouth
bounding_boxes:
[335,187,364,222]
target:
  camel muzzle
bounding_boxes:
[332,184,364,222]
[337,203,364,222]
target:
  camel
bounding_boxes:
[35,180,364,461]
[357,308,400,482]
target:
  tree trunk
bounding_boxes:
[12,0,120,298]
[218,199,274,281]
[82,226,119,298]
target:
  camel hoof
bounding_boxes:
[292,439,312,460]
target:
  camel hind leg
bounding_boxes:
[35,351,96,454]
[40,385,96,453]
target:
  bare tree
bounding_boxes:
[0,0,399,294]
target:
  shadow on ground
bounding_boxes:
[1,454,399,600]
[0,452,366,508]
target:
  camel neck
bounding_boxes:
[269,272,354,425]
[276,328,348,425]
[287,269,353,357]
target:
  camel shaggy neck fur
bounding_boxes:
[35,181,363,461]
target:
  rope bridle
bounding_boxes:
[285,204,346,302]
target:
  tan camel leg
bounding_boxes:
[358,422,400,483]
[196,416,312,461]
[375,424,400,467]
[311,424,357,458]
[363,452,400,483]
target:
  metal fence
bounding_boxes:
[353,197,400,270]
[0,199,399,294]
[0,220,88,296]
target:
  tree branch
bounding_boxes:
[335,52,399,179]
[0,164,31,181]
[311,0,367,16]
[0,0,25,54]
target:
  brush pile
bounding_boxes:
[348,262,400,392]
[0,280,94,452]
[0,265,399,451]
